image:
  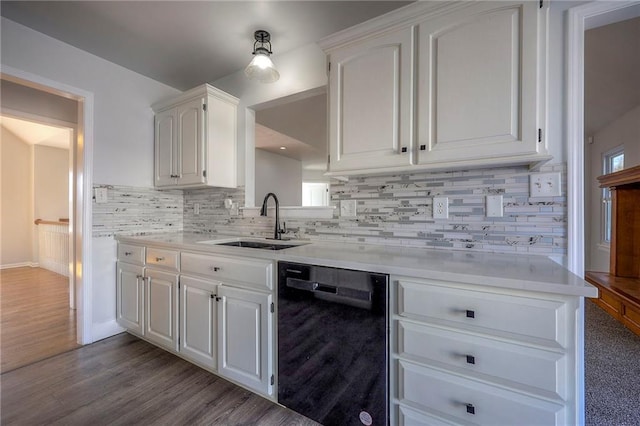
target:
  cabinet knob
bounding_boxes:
[401,147,407,153]
[466,309,475,318]
[136,274,144,279]
[124,251,132,256]
[210,266,220,272]
[210,294,215,299]
[155,257,165,262]
[420,144,426,151]
[466,355,476,364]
[466,403,475,415]
[216,296,222,302]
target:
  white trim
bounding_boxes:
[1,65,95,345]
[0,262,39,269]
[92,319,125,342]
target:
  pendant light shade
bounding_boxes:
[245,30,280,83]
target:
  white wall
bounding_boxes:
[212,42,328,206]
[587,105,640,272]
[34,145,69,221]
[255,149,303,206]
[1,17,181,188]
[0,128,34,267]
[1,17,181,342]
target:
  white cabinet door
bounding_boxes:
[154,108,177,187]
[328,27,415,172]
[417,1,544,165]
[176,97,206,186]
[116,262,144,335]
[144,268,179,352]
[180,276,218,369]
[217,285,273,395]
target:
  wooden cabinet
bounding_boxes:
[153,84,238,189]
[392,276,578,426]
[217,285,273,396]
[180,275,218,369]
[327,27,414,172]
[144,268,179,352]
[116,261,144,335]
[321,1,551,176]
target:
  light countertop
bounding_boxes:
[116,232,598,298]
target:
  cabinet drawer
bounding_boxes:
[181,252,273,290]
[397,280,570,347]
[118,243,145,265]
[146,247,179,271]
[397,321,567,398]
[398,360,567,426]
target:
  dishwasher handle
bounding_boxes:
[286,278,337,294]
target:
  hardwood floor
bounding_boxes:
[0,267,79,373]
[0,333,319,425]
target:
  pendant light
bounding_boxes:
[244,30,280,83]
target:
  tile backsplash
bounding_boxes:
[94,163,567,257]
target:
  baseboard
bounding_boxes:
[0,262,39,270]
[92,319,126,342]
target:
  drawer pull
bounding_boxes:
[466,355,476,364]
[466,309,475,318]
[210,294,216,299]
[124,251,132,256]
[155,257,165,262]
[466,403,475,415]
[210,266,220,272]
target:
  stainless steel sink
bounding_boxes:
[216,240,299,250]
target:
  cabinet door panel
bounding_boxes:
[180,276,218,368]
[155,109,176,187]
[218,285,272,395]
[329,27,414,172]
[116,262,144,334]
[145,268,179,352]
[177,98,205,185]
[418,1,542,164]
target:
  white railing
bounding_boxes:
[35,219,70,277]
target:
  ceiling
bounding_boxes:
[0,1,412,91]
[585,15,640,136]
[1,115,72,149]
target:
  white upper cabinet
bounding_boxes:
[417,1,546,166]
[153,84,238,189]
[320,1,550,176]
[328,27,415,172]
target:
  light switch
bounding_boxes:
[486,195,503,217]
[340,200,357,218]
[95,187,108,204]
[529,172,561,197]
[433,197,448,219]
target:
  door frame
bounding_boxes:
[566,0,640,277]
[1,66,95,345]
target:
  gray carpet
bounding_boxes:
[585,301,640,426]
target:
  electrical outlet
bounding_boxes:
[529,172,561,197]
[94,187,108,204]
[340,200,357,218]
[433,197,448,219]
[486,195,503,217]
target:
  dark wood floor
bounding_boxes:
[1,267,80,373]
[0,333,318,426]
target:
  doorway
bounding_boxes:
[0,69,94,355]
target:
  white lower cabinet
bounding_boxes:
[144,268,179,352]
[180,276,218,369]
[392,276,578,426]
[116,261,144,335]
[217,285,273,396]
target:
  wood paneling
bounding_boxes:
[0,267,79,373]
[0,333,318,426]
[585,272,640,336]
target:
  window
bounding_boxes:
[302,182,330,207]
[602,147,624,243]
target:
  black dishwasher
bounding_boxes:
[277,261,389,426]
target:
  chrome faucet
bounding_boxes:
[260,192,284,240]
